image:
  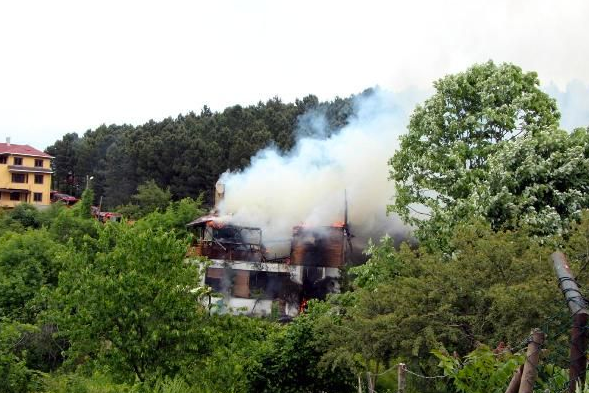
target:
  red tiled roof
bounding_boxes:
[0,143,53,158]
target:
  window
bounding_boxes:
[0,156,6,164]
[11,173,26,183]
[34,174,44,184]
[13,157,22,165]
[10,192,20,201]
[34,159,43,167]
[33,193,43,202]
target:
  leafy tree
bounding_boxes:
[46,94,356,208]
[5,203,43,230]
[0,320,41,393]
[0,230,64,323]
[389,61,560,250]
[118,179,172,219]
[49,223,210,382]
[318,220,566,392]
[182,315,277,393]
[433,345,523,393]
[45,132,80,195]
[132,196,205,235]
[476,126,589,235]
[73,188,94,219]
[48,208,100,250]
[245,301,356,393]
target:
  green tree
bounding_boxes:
[132,196,204,236]
[318,220,566,392]
[477,126,589,235]
[245,302,356,393]
[73,188,94,219]
[118,179,172,219]
[49,223,210,382]
[433,345,523,393]
[0,320,41,393]
[48,208,100,250]
[0,230,64,323]
[389,61,560,250]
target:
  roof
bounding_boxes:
[186,214,260,230]
[0,143,53,158]
[186,214,220,227]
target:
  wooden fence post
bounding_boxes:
[551,251,589,392]
[505,365,523,393]
[397,363,406,393]
[518,329,544,393]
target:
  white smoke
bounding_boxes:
[217,88,424,253]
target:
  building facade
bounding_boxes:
[0,141,53,208]
[186,216,347,318]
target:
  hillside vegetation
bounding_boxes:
[2,62,589,393]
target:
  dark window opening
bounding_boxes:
[34,174,43,184]
[34,193,42,202]
[34,159,43,167]
[13,157,22,165]
[11,173,26,183]
[10,192,21,201]
[249,271,268,293]
[0,156,6,164]
[205,277,223,292]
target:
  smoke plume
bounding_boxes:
[217,88,424,253]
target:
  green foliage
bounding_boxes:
[131,196,205,236]
[245,301,356,393]
[118,180,172,219]
[7,203,44,229]
[43,371,133,393]
[0,320,43,393]
[389,61,560,250]
[46,95,356,207]
[182,315,276,393]
[73,188,94,219]
[433,345,523,393]
[349,235,407,291]
[49,223,210,382]
[479,126,589,235]
[0,230,65,323]
[317,219,566,392]
[3,63,587,393]
[48,208,100,250]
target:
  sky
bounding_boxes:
[1,0,588,149]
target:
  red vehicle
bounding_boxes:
[90,206,122,223]
[97,211,122,223]
[50,191,79,206]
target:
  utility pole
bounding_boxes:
[85,174,94,190]
[518,329,544,393]
[551,252,589,392]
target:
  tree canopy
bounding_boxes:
[46,95,357,209]
[388,61,561,249]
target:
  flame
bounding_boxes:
[206,220,225,229]
[294,221,346,229]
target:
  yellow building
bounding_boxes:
[0,141,53,208]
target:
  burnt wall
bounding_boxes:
[290,227,345,267]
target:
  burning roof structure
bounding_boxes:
[186,215,270,263]
[187,211,352,318]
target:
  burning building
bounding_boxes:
[187,213,352,318]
